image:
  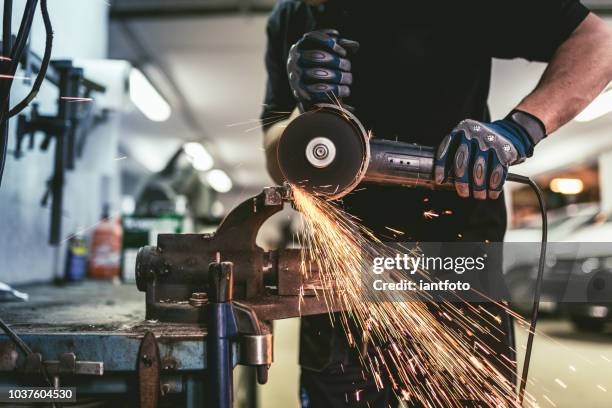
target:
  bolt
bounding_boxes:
[189,292,208,307]
[141,354,152,367]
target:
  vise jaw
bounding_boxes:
[134,184,319,324]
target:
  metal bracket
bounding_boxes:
[138,331,161,408]
[23,352,103,376]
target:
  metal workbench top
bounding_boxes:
[0,281,210,373]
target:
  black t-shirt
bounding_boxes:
[262,0,589,242]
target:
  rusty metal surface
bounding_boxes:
[0,281,204,336]
[0,281,216,373]
[135,187,298,323]
[138,331,161,408]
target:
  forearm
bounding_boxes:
[263,109,299,185]
[516,13,612,134]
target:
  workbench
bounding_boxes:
[0,281,237,407]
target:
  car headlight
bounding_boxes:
[581,257,600,274]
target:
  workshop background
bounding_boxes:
[0,0,611,407]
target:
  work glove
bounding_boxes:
[434,110,546,200]
[287,29,359,111]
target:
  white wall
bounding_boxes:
[0,0,117,284]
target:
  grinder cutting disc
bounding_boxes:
[277,105,369,199]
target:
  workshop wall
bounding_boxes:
[0,0,117,284]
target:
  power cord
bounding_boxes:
[0,1,58,407]
[9,0,52,118]
[507,173,548,406]
[0,0,53,187]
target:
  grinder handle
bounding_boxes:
[363,138,523,190]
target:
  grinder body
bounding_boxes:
[365,139,439,189]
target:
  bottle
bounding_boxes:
[64,230,88,281]
[89,204,122,279]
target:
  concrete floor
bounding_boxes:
[516,319,612,408]
[257,318,612,408]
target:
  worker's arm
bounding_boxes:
[435,12,612,200]
[516,13,612,133]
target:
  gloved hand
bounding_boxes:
[287,29,359,111]
[434,111,546,200]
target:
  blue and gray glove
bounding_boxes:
[287,29,359,111]
[434,110,546,200]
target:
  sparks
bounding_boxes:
[60,96,93,102]
[291,186,534,407]
[384,226,405,235]
[0,74,30,80]
[423,210,439,219]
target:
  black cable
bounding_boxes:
[507,174,548,406]
[0,315,33,356]
[2,0,11,50]
[0,3,59,406]
[9,0,52,118]
[8,0,37,63]
[0,317,56,388]
[0,0,37,187]
[0,0,13,188]
[0,317,59,408]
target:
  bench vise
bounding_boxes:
[135,185,334,407]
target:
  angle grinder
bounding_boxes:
[277,104,523,199]
[277,103,544,406]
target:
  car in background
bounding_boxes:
[505,203,600,243]
[561,213,612,332]
[504,204,602,316]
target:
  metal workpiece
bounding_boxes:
[262,183,293,206]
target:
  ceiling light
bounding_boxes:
[575,87,612,122]
[550,178,583,195]
[183,142,213,171]
[129,68,171,122]
[205,169,233,193]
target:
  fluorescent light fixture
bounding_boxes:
[129,68,171,122]
[550,178,583,195]
[205,169,233,193]
[575,87,612,122]
[183,142,213,171]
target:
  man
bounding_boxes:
[261,1,612,406]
